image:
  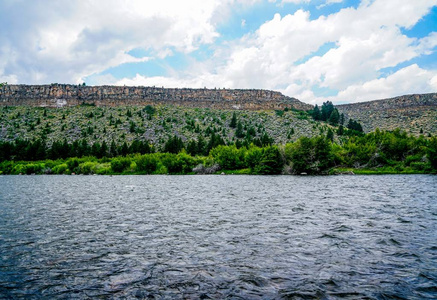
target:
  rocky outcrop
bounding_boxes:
[0,84,313,111]
[337,93,437,135]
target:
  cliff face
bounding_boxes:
[0,84,313,111]
[338,93,437,135]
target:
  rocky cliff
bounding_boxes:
[0,84,312,111]
[338,93,437,135]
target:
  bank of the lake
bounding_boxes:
[2,128,437,175]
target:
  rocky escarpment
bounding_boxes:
[338,93,437,135]
[0,84,312,111]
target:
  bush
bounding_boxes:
[286,136,333,174]
[254,146,284,175]
[245,146,263,170]
[111,157,132,173]
[210,145,245,170]
[22,163,43,174]
[95,163,111,175]
[410,162,430,172]
[67,158,80,173]
[176,152,196,173]
[161,153,183,173]
[52,163,68,174]
[79,161,98,174]
[135,154,158,174]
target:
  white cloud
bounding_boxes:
[331,64,437,103]
[212,0,437,104]
[0,0,436,105]
[0,0,222,84]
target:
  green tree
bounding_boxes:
[321,101,334,121]
[129,121,136,133]
[326,128,334,142]
[286,136,333,174]
[164,135,184,154]
[111,157,131,173]
[427,137,437,170]
[254,146,283,175]
[235,121,244,138]
[328,108,340,126]
[210,145,245,170]
[312,104,321,121]
[135,154,158,173]
[230,112,237,128]
[347,119,363,133]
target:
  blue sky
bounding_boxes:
[0,0,436,104]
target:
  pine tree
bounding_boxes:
[230,112,237,128]
[312,105,321,121]
[321,101,334,121]
[109,140,118,157]
[328,108,340,126]
[326,128,334,142]
[235,121,244,138]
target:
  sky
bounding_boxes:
[0,0,436,105]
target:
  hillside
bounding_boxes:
[338,93,437,136]
[1,85,436,151]
[0,104,323,150]
[0,84,319,149]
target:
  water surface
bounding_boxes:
[0,175,436,299]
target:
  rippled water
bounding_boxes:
[0,175,436,299]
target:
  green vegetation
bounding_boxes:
[0,103,436,175]
[0,129,436,175]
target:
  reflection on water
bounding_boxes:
[0,175,436,299]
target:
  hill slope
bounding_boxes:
[1,84,436,150]
[0,105,323,149]
[337,93,437,136]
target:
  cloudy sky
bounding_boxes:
[0,0,436,104]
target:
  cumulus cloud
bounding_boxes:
[214,0,437,104]
[0,0,436,105]
[0,0,222,84]
[332,64,437,103]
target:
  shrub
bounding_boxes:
[176,152,196,173]
[245,146,263,170]
[254,146,284,175]
[79,161,98,174]
[161,153,183,173]
[95,163,111,175]
[67,158,80,173]
[135,154,158,174]
[111,157,132,173]
[52,163,68,174]
[24,163,44,174]
[210,145,245,170]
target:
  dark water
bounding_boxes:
[0,175,436,299]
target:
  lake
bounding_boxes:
[0,175,436,299]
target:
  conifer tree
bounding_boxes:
[312,104,321,121]
[230,112,237,128]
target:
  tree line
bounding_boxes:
[0,128,436,175]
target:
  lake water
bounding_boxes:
[0,175,436,299]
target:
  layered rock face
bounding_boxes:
[0,84,312,111]
[338,93,437,135]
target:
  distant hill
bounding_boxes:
[338,93,437,136]
[0,84,436,149]
[0,84,312,111]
